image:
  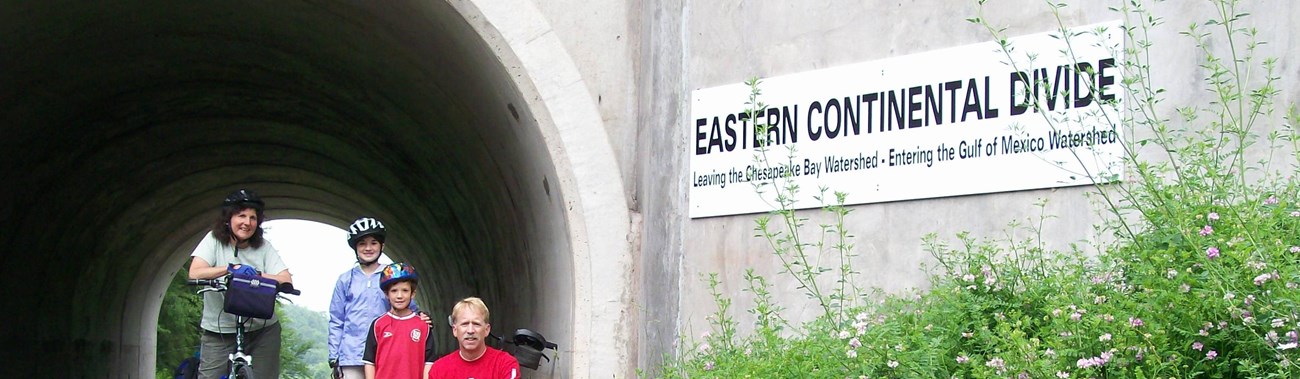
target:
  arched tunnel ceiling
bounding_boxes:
[0,1,573,375]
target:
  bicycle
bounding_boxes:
[188,275,301,379]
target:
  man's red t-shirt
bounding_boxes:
[428,346,520,379]
[362,312,435,378]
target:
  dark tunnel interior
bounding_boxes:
[0,1,576,376]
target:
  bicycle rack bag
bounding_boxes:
[224,274,279,319]
[510,329,557,370]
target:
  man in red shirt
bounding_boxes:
[428,297,520,379]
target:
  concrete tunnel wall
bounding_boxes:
[0,1,633,377]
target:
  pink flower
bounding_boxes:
[1200,225,1213,236]
[1208,212,1220,221]
[1255,273,1272,286]
[1076,357,1103,369]
[1057,371,1070,378]
[1206,246,1220,259]
[1193,341,1204,351]
[956,355,969,364]
[1266,196,1280,205]
[887,360,898,368]
[1130,317,1144,327]
[1207,350,1218,359]
[1291,246,1300,253]
[985,357,1006,372]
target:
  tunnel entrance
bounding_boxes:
[152,219,421,378]
[0,1,630,377]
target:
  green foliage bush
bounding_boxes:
[156,266,202,378]
[660,1,1300,377]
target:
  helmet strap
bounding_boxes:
[357,251,382,268]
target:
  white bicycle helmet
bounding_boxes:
[346,217,386,248]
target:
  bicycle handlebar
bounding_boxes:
[186,278,224,287]
[186,276,302,296]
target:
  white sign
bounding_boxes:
[689,21,1125,218]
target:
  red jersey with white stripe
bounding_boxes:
[363,311,435,378]
[428,347,520,379]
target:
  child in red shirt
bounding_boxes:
[363,263,435,379]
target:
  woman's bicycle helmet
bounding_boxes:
[380,262,417,291]
[223,189,264,211]
[346,217,386,248]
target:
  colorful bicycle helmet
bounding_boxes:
[222,189,264,211]
[380,262,418,291]
[346,217,386,248]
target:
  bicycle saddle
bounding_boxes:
[512,328,557,351]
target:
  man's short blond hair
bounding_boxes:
[449,297,490,325]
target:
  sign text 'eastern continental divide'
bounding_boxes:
[688,20,1126,218]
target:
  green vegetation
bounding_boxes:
[661,0,1300,377]
[156,266,202,378]
[280,299,332,378]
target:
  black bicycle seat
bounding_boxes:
[512,329,556,351]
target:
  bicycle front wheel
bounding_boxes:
[231,363,256,379]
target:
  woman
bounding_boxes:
[188,189,293,379]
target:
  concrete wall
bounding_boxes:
[670,0,1114,343]
[516,0,1300,375]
